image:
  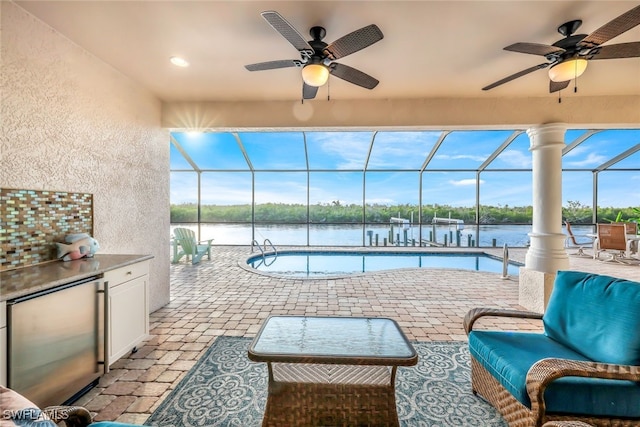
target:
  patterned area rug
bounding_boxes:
[144,336,506,426]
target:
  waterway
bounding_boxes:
[171,223,595,248]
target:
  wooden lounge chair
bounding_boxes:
[171,227,213,265]
[563,221,593,257]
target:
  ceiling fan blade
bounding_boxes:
[587,41,640,60]
[482,63,550,91]
[261,11,313,55]
[303,83,318,100]
[504,42,565,56]
[549,80,570,93]
[323,24,384,60]
[580,5,640,47]
[329,63,379,89]
[245,60,299,72]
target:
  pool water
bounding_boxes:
[247,251,522,278]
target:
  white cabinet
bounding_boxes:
[0,301,6,386]
[104,260,149,366]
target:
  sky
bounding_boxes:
[170,129,640,208]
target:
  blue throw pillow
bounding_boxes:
[543,270,640,365]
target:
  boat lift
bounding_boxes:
[428,212,466,246]
[432,213,464,231]
[389,215,413,246]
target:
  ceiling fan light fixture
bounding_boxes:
[548,58,588,82]
[301,63,329,87]
[170,56,190,67]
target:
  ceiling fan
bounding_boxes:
[483,4,640,93]
[245,11,383,100]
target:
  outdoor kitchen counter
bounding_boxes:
[0,254,153,301]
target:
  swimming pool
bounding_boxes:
[246,251,522,278]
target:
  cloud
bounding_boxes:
[495,150,532,168]
[367,132,440,168]
[480,183,533,205]
[435,153,486,162]
[564,152,608,168]
[449,178,483,186]
[313,131,442,169]
[563,144,588,158]
[201,187,251,205]
[312,132,371,169]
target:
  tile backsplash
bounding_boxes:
[0,188,93,271]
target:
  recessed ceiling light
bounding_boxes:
[170,56,189,67]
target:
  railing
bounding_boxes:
[251,239,278,267]
[502,243,509,279]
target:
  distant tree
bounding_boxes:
[563,200,592,224]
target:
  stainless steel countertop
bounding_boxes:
[0,254,153,301]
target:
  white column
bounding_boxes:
[525,123,570,274]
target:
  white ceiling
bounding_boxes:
[15,1,640,102]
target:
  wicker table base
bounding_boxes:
[248,316,417,427]
[262,363,399,427]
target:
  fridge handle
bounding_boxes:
[97,281,109,374]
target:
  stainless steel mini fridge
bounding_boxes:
[7,276,105,408]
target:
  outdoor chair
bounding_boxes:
[171,227,213,265]
[624,222,639,255]
[464,270,640,427]
[624,221,638,235]
[563,221,593,257]
[593,223,633,263]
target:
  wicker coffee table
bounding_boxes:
[248,315,418,427]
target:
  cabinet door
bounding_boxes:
[108,275,148,363]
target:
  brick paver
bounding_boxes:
[79,245,640,422]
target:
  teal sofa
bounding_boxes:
[90,423,140,427]
[464,270,640,427]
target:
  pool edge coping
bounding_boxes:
[238,247,523,280]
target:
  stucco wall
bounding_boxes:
[0,2,170,311]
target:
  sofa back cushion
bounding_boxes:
[543,270,640,365]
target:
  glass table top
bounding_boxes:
[248,316,417,365]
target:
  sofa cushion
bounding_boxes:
[469,331,586,406]
[469,331,640,417]
[543,270,640,365]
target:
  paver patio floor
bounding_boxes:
[75,246,640,423]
